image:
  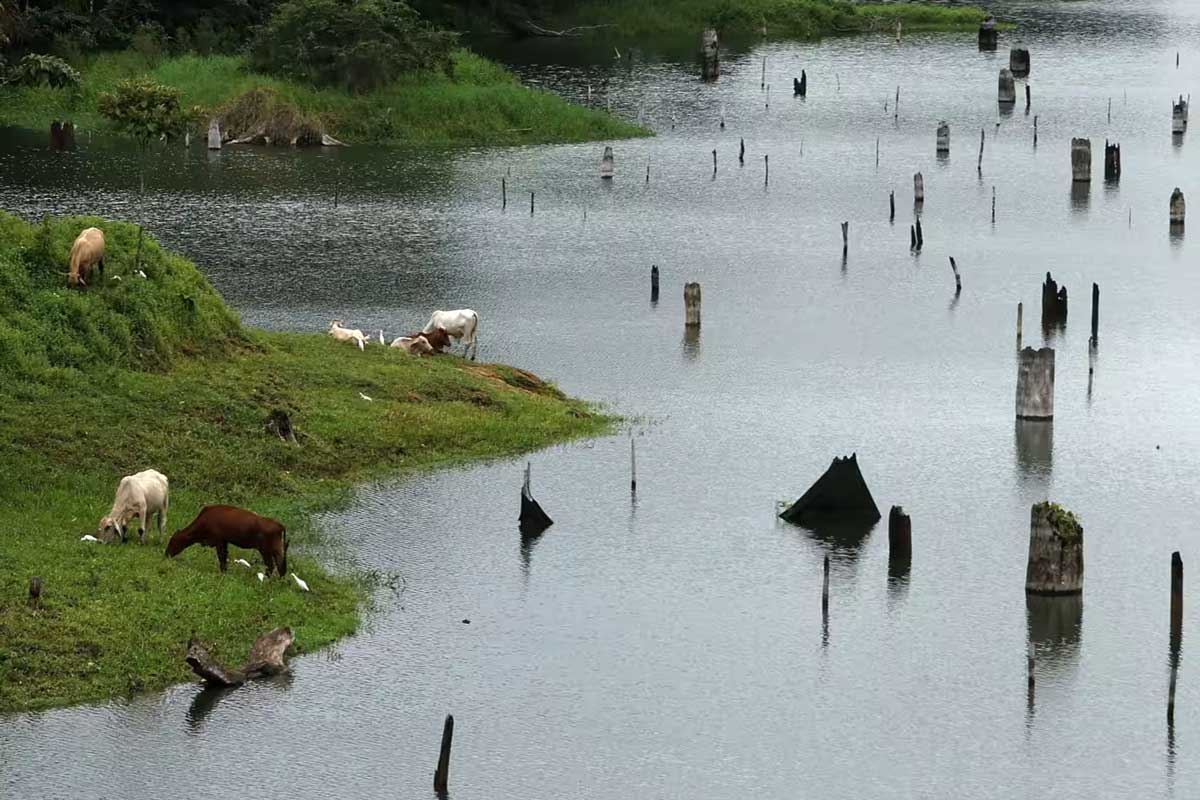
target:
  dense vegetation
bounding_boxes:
[0,211,611,710]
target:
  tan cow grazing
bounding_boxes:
[68,227,106,288]
[98,469,169,544]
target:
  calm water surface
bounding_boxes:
[3,1,1200,797]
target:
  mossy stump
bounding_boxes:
[1025,502,1083,595]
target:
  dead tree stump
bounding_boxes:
[1025,502,1083,595]
[600,146,614,179]
[1104,140,1121,182]
[699,29,719,80]
[936,121,950,154]
[266,409,298,444]
[1041,272,1068,326]
[1170,188,1186,232]
[1009,47,1031,78]
[1071,138,1092,182]
[684,282,701,327]
[28,576,43,608]
[998,68,1016,105]
[1016,347,1055,421]
[888,506,912,562]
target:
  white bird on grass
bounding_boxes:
[257,572,265,583]
[234,558,252,568]
[359,392,373,402]
[378,329,385,346]
[80,534,100,543]
[291,573,310,592]
[137,269,147,279]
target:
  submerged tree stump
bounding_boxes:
[699,29,719,80]
[978,16,998,51]
[888,506,911,561]
[1173,95,1188,134]
[519,462,553,536]
[1071,138,1092,182]
[684,282,702,327]
[600,146,614,179]
[1104,140,1121,182]
[998,68,1016,105]
[1016,347,1055,421]
[1170,188,1186,232]
[186,627,294,687]
[1025,502,1083,595]
[1009,47,1031,78]
[1041,271,1068,326]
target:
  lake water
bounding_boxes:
[3,0,1200,796]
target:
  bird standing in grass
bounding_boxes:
[291,573,309,592]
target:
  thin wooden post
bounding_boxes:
[1090,283,1099,345]
[630,436,637,493]
[875,136,879,168]
[1171,552,1183,651]
[915,218,924,249]
[822,554,830,615]
[992,186,996,223]
[1026,83,1031,112]
[502,177,507,209]
[761,56,766,89]
[433,714,454,793]
[894,86,900,120]
[764,154,769,185]
[530,191,535,216]
[1169,665,1178,723]
[841,222,848,255]
[949,257,961,294]
[978,128,985,175]
[650,265,659,303]
[889,191,895,222]
[739,137,745,165]
[1016,302,1024,349]
[712,148,717,173]
[1108,97,1112,123]
[1034,115,1039,147]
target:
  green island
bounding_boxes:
[0,212,611,712]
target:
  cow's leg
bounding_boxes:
[260,546,277,576]
[216,542,228,572]
[138,509,148,544]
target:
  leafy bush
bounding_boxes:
[130,22,166,66]
[250,0,458,93]
[97,77,193,144]
[5,53,81,89]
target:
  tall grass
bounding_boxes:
[0,212,612,711]
[549,0,993,40]
[0,49,649,147]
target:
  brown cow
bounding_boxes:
[165,505,288,576]
[390,327,451,355]
[413,327,452,353]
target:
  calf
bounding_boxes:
[389,327,450,355]
[98,469,169,544]
[166,505,288,576]
[328,319,368,351]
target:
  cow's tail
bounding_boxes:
[280,529,289,577]
[468,311,479,360]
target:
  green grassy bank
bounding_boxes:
[0,49,648,147]
[548,0,995,40]
[0,212,610,712]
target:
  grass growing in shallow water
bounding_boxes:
[550,0,994,40]
[0,212,611,712]
[0,49,648,147]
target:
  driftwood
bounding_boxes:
[186,626,294,687]
[520,20,615,37]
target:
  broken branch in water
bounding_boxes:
[185,626,294,688]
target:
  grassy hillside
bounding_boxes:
[0,212,611,711]
[0,49,649,147]
[548,0,995,40]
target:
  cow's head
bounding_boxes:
[97,516,123,543]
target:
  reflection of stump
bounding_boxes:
[207,119,222,150]
[684,282,701,328]
[1025,502,1083,595]
[1170,187,1186,232]
[699,29,719,80]
[600,146,614,179]
[998,68,1016,105]
[978,18,998,51]
[936,122,950,154]
[913,172,924,205]
[1014,419,1053,472]
[1009,47,1031,78]
[1071,138,1091,182]
[1016,347,1055,421]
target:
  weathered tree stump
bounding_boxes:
[600,146,614,179]
[1071,138,1092,182]
[684,282,701,328]
[1170,187,1186,232]
[266,409,298,444]
[936,121,950,154]
[1041,271,1068,326]
[1104,140,1121,182]
[699,29,719,80]
[1173,95,1188,134]
[888,506,911,562]
[1016,347,1055,421]
[186,627,294,687]
[207,119,222,150]
[978,16,998,50]
[913,172,924,205]
[1009,47,1031,78]
[1025,502,1083,595]
[998,68,1016,105]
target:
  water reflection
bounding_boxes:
[1014,420,1054,476]
[1070,182,1090,214]
[1026,593,1083,675]
[682,326,700,359]
[796,519,877,559]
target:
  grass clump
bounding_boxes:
[0,211,612,712]
[550,0,996,40]
[1034,501,1083,542]
[0,49,649,147]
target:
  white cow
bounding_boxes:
[98,469,169,544]
[422,309,479,360]
[390,335,434,355]
[328,319,368,351]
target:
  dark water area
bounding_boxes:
[3,0,1200,796]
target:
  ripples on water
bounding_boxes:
[2,1,1200,797]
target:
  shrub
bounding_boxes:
[5,53,81,89]
[250,0,458,93]
[130,22,166,66]
[97,78,193,145]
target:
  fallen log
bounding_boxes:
[186,626,294,688]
